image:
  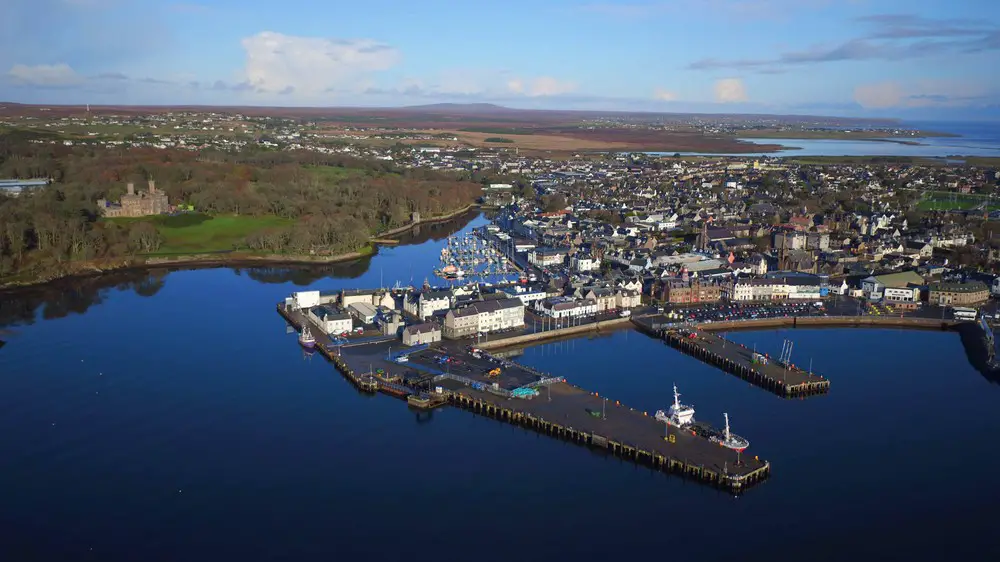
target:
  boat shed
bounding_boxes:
[348,302,378,324]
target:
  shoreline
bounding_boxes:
[0,204,479,294]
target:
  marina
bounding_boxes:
[277,302,770,493]
[435,229,519,282]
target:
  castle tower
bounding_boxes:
[148,179,156,194]
[127,182,135,196]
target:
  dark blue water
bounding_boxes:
[2,213,999,561]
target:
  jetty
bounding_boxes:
[278,303,770,494]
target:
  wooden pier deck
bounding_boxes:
[444,380,769,492]
[634,316,830,398]
[278,303,770,493]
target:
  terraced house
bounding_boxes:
[442,298,525,339]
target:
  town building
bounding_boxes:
[860,271,924,302]
[98,180,169,217]
[404,290,453,320]
[402,323,442,346]
[501,285,547,306]
[528,247,568,267]
[660,278,723,304]
[536,297,598,319]
[442,298,525,339]
[928,281,989,306]
[348,302,378,324]
[308,306,353,335]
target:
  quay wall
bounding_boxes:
[476,317,633,350]
[694,315,958,332]
[276,303,769,493]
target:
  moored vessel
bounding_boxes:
[298,325,316,349]
[655,384,696,428]
[710,413,750,452]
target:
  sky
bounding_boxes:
[2,0,999,119]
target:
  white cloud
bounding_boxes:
[506,76,576,97]
[7,63,82,87]
[713,78,748,103]
[653,88,678,101]
[852,81,903,108]
[240,31,400,96]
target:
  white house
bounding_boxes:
[537,297,598,319]
[502,285,547,306]
[572,255,600,272]
[309,306,353,335]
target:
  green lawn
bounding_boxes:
[916,191,1000,211]
[106,213,295,254]
[305,165,369,182]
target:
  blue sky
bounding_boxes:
[2,0,999,118]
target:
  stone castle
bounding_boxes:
[98,180,170,218]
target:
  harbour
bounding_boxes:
[278,302,770,493]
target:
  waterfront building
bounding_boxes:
[376,309,404,336]
[404,290,453,320]
[308,306,353,335]
[348,302,378,324]
[929,281,989,306]
[98,180,169,217]
[402,323,442,346]
[616,289,642,309]
[535,297,598,319]
[442,298,525,339]
[501,285,547,306]
[660,278,723,304]
[860,271,925,302]
[584,288,617,312]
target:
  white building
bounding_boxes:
[308,306,353,335]
[443,298,525,339]
[528,247,567,267]
[348,302,378,324]
[404,289,453,320]
[572,255,600,272]
[502,285,547,306]
[537,297,598,319]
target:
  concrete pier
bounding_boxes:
[277,303,770,494]
[633,316,831,398]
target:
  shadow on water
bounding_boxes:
[0,210,479,329]
[954,322,1000,384]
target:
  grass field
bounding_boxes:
[106,213,295,254]
[916,191,1000,211]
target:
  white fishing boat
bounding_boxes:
[655,384,696,428]
[710,413,750,452]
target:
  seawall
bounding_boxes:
[692,315,958,332]
[476,317,633,350]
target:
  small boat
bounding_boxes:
[710,413,750,452]
[298,325,316,349]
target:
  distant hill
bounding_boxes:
[400,102,517,114]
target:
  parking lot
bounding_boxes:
[662,301,830,324]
